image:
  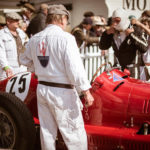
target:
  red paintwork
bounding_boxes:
[85,69,150,127]
[24,73,38,122]
[83,69,150,149]
[1,69,150,150]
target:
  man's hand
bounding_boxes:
[125,28,134,36]
[106,25,116,35]
[82,90,94,107]
[5,68,13,77]
[131,18,142,26]
[131,18,137,25]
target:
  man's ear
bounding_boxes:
[60,17,64,26]
[6,19,10,25]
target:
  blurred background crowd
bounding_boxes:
[0,1,150,81]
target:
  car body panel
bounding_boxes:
[1,69,150,149]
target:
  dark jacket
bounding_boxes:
[99,25,148,68]
[26,12,46,37]
[71,24,99,48]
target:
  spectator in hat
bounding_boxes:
[19,3,94,150]
[0,12,27,80]
[99,8,148,79]
[90,16,106,37]
[0,14,6,29]
[20,3,36,26]
[141,10,150,18]
[131,17,150,80]
[90,16,108,56]
[26,3,48,37]
[71,17,99,48]
[139,17,150,81]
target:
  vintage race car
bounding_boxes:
[0,66,150,150]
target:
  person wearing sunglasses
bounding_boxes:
[99,8,148,79]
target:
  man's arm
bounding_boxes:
[19,40,34,71]
[72,28,99,46]
[129,26,148,53]
[84,35,99,45]
[0,39,13,77]
[99,28,114,50]
[131,18,150,35]
[82,89,94,107]
[64,36,94,106]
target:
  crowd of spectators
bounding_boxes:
[0,2,150,81]
[1,3,150,150]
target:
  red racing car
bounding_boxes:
[0,66,150,150]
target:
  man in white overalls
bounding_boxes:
[20,4,94,150]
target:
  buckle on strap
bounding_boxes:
[38,81,74,89]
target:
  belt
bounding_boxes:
[38,81,74,89]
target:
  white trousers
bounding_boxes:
[37,84,87,150]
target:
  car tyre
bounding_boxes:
[0,91,36,150]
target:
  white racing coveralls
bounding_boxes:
[20,24,91,150]
[0,27,27,80]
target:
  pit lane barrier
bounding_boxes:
[80,44,114,81]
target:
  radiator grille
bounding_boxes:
[87,134,120,150]
[88,134,150,150]
[122,140,150,150]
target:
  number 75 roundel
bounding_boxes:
[5,72,31,102]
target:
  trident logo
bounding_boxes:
[39,41,47,56]
[38,40,49,67]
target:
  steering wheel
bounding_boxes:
[91,62,113,84]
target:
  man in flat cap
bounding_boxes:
[20,4,94,150]
[0,12,27,80]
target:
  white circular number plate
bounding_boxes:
[6,72,31,101]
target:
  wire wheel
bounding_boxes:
[0,107,16,148]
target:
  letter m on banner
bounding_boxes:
[123,0,147,10]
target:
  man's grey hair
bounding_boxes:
[46,14,65,24]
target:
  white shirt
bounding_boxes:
[20,24,91,92]
[114,31,126,49]
[22,15,30,26]
[0,27,27,80]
